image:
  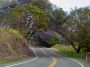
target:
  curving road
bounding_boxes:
[3,48,84,67]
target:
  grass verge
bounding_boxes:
[52,44,85,59]
[0,56,26,64]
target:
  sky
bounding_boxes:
[49,0,90,12]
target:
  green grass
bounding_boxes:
[52,44,85,59]
[0,56,23,64]
[0,55,29,64]
[9,29,24,38]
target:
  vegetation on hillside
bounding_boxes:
[0,0,90,63]
[3,5,50,30]
[52,44,85,59]
[0,0,51,63]
[0,28,30,63]
[50,7,90,53]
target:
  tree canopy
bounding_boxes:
[3,5,50,31]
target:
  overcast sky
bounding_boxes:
[49,0,90,12]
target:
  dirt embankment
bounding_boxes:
[0,28,30,59]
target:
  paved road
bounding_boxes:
[2,48,84,67]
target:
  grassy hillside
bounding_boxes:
[0,28,29,63]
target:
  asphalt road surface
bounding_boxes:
[2,48,84,67]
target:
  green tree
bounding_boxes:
[50,7,90,53]
[69,7,90,52]
[31,0,52,12]
[50,35,60,45]
[25,5,50,31]
[3,5,50,31]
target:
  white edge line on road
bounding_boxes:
[5,48,38,67]
[31,48,38,58]
[67,57,85,67]
[53,48,85,67]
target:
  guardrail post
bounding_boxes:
[86,52,90,62]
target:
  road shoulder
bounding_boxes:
[73,58,90,67]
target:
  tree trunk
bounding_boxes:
[59,31,79,53]
[76,45,81,53]
[86,42,90,52]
